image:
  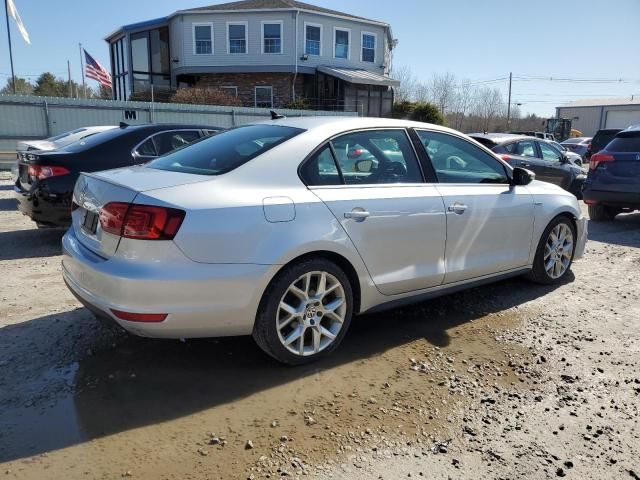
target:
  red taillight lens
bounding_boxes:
[111,309,167,322]
[27,165,70,180]
[348,148,364,159]
[500,154,511,162]
[589,153,615,170]
[99,202,185,240]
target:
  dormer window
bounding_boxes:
[262,21,282,54]
[334,28,350,59]
[361,32,376,62]
[227,22,248,54]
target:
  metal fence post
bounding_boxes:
[43,100,51,137]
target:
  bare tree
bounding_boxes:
[450,79,474,130]
[391,65,417,103]
[429,72,457,114]
[473,87,503,132]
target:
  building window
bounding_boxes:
[361,32,376,63]
[220,86,238,97]
[129,27,171,95]
[193,23,213,55]
[262,21,282,54]
[227,22,248,54]
[334,28,350,59]
[305,23,322,56]
[255,86,273,108]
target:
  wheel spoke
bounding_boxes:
[312,327,321,353]
[323,297,344,312]
[289,285,307,300]
[278,314,296,329]
[545,258,554,274]
[284,325,304,346]
[316,272,327,297]
[325,311,344,324]
[279,301,300,316]
[320,326,336,340]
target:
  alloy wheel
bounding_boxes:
[276,271,347,356]
[544,223,574,279]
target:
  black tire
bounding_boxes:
[588,204,620,221]
[525,215,576,285]
[253,258,354,365]
[569,181,583,200]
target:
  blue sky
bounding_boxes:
[1,0,639,116]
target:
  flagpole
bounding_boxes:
[4,0,16,94]
[79,42,86,98]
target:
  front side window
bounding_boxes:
[194,24,213,55]
[305,129,423,186]
[228,23,247,54]
[417,130,509,184]
[149,125,304,176]
[505,140,537,158]
[539,142,562,162]
[263,22,282,53]
[334,28,349,59]
[255,86,273,108]
[361,33,375,62]
[305,24,321,56]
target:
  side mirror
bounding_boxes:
[355,159,373,173]
[560,154,569,164]
[511,167,535,186]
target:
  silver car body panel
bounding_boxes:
[62,116,588,339]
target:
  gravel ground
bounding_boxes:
[0,171,638,480]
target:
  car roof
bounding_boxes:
[122,123,218,132]
[254,116,462,137]
[467,132,533,145]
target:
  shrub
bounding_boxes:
[170,88,242,106]
[409,102,445,125]
[392,101,414,119]
[285,98,312,110]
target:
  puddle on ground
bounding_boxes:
[0,279,542,479]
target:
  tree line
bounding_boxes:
[0,73,112,99]
[392,67,548,133]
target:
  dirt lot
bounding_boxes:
[1,171,639,480]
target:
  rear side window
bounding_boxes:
[300,146,341,186]
[605,135,640,152]
[148,125,303,175]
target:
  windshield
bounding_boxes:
[148,124,304,176]
[48,128,87,142]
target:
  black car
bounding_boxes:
[583,125,640,221]
[14,123,219,227]
[469,133,587,198]
[585,128,622,160]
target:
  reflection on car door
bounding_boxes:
[303,129,447,295]
[537,141,572,189]
[416,130,534,284]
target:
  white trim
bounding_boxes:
[226,21,248,54]
[360,31,376,63]
[333,27,351,60]
[192,22,213,56]
[303,21,323,57]
[219,86,238,97]
[254,85,273,108]
[261,20,283,54]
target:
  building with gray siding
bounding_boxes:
[105,0,399,116]
[555,97,640,136]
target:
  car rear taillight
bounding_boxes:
[111,309,167,322]
[99,202,185,240]
[500,154,511,162]
[589,153,615,170]
[27,165,70,180]
[348,148,364,159]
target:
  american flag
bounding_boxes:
[84,49,112,89]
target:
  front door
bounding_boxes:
[415,130,534,284]
[537,141,573,189]
[300,129,447,295]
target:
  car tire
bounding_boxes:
[525,215,576,285]
[588,204,620,222]
[253,258,354,365]
[569,181,583,200]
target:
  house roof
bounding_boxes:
[179,0,387,25]
[559,96,640,108]
[318,66,399,87]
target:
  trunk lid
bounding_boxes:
[72,166,210,257]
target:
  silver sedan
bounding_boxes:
[62,117,587,364]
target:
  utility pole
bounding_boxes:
[506,72,513,129]
[4,0,16,94]
[67,60,72,97]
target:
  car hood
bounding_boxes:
[89,165,213,192]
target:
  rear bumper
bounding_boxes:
[62,228,276,339]
[582,189,640,209]
[14,185,72,226]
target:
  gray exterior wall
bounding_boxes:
[556,104,640,136]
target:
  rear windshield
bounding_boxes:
[148,124,304,176]
[605,135,640,153]
[61,127,129,153]
[469,137,496,149]
[592,131,621,152]
[48,128,87,141]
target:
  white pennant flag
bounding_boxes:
[6,0,30,44]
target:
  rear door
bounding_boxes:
[302,128,447,295]
[415,130,534,284]
[537,141,573,188]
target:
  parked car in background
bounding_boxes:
[547,140,584,166]
[585,129,622,160]
[510,131,556,141]
[15,123,220,227]
[468,133,587,198]
[62,117,586,365]
[17,126,117,151]
[583,125,640,220]
[561,137,591,161]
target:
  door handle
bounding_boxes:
[447,203,468,214]
[344,209,370,221]
[520,162,531,167]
